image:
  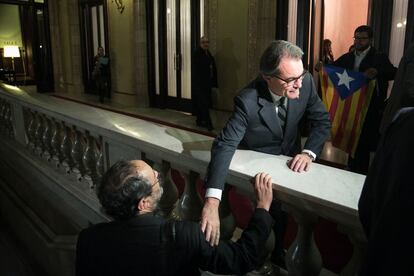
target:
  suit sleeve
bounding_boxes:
[302,74,332,156]
[375,53,397,81]
[178,208,273,275]
[205,94,250,190]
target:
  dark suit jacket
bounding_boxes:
[333,47,396,146]
[206,73,331,190]
[76,208,273,276]
[358,108,414,276]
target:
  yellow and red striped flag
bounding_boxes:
[320,65,376,157]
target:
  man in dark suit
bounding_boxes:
[192,36,218,131]
[332,25,397,174]
[200,40,331,265]
[76,160,274,276]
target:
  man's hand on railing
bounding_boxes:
[288,153,312,172]
[254,173,273,211]
[201,197,220,246]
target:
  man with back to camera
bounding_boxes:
[76,160,274,276]
[200,40,331,266]
[332,25,397,174]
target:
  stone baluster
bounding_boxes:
[0,100,6,134]
[82,133,99,189]
[0,100,9,134]
[60,123,75,174]
[174,170,203,221]
[0,99,5,117]
[95,138,104,186]
[34,113,45,156]
[6,103,14,137]
[51,120,65,168]
[41,116,54,161]
[2,102,12,136]
[285,206,322,276]
[70,127,86,182]
[25,110,37,149]
[157,161,179,218]
[339,226,367,276]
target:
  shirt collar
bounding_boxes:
[355,46,371,57]
[269,88,284,104]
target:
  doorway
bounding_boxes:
[0,0,53,92]
[148,0,199,112]
[79,0,109,94]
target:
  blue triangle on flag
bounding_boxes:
[323,65,369,100]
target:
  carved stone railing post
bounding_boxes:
[51,119,65,168]
[175,170,203,221]
[25,110,37,149]
[285,206,322,276]
[95,139,104,185]
[158,161,179,218]
[60,123,74,174]
[0,99,7,134]
[34,113,45,156]
[70,127,86,182]
[2,102,14,137]
[339,226,367,276]
[41,116,54,161]
[82,133,99,189]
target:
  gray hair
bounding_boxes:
[259,40,304,76]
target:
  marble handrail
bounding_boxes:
[0,84,367,275]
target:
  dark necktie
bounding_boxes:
[278,97,287,131]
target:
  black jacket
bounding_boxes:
[76,208,273,276]
[358,108,414,276]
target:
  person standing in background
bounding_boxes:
[332,25,396,174]
[322,39,334,64]
[93,46,110,103]
[192,36,218,131]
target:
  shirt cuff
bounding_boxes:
[302,149,316,161]
[205,188,222,201]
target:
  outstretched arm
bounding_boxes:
[198,173,274,274]
[201,94,250,245]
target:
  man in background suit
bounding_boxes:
[76,160,274,276]
[201,40,331,266]
[192,36,218,131]
[333,25,397,174]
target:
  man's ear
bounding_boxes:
[137,197,149,212]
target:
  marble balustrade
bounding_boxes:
[0,83,367,276]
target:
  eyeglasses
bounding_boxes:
[273,70,307,85]
[353,36,369,40]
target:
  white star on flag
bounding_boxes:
[336,70,355,90]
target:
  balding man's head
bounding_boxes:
[97,160,163,220]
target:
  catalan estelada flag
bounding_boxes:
[320,65,376,157]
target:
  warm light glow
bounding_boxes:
[4,46,20,58]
